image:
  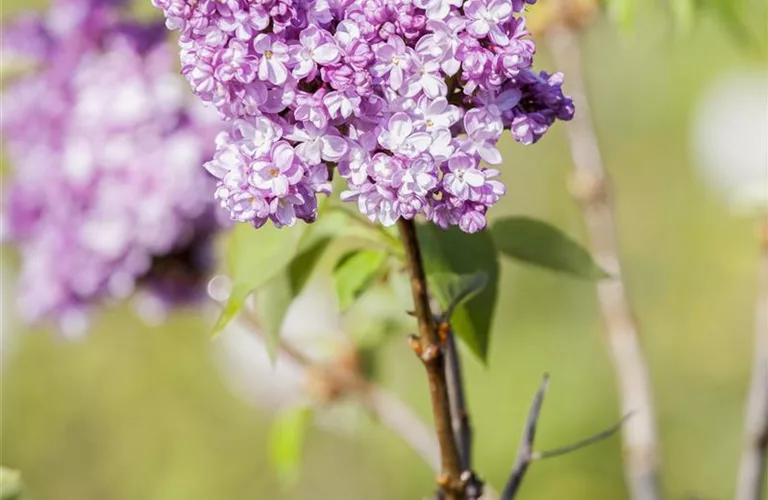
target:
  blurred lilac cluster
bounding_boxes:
[152,0,574,232]
[1,0,222,334]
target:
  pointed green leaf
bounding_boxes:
[416,225,499,362]
[333,249,388,311]
[212,283,251,335]
[289,235,331,295]
[492,216,608,280]
[255,272,294,361]
[269,406,313,486]
[213,223,305,335]
[226,222,306,286]
[428,271,488,320]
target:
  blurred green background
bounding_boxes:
[2,1,767,499]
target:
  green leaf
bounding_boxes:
[213,223,305,335]
[491,216,608,280]
[269,406,313,486]
[255,272,294,361]
[226,222,306,286]
[289,235,332,295]
[333,249,388,311]
[0,467,22,500]
[321,206,403,252]
[428,271,488,320]
[257,229,333,360]
[212,282,252,334]
[416,225,499,362]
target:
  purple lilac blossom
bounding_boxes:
[1,0,222,334]
[153,0,574,233]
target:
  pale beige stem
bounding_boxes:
[546,25,662,500]
[736,220,768,500]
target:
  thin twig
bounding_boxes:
[546,24,662,500]
[534,412,631,460]
[445,326,472,470]
[501,374,627,500]
[397,218,465,499]
[443,326,484,500]
[234,304,442,472]
[736,218,768,500]
[502,374,550,500]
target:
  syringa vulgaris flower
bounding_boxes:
[153,0,575,233]
[1,0,222,334]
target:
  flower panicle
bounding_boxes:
[155,0,575,233]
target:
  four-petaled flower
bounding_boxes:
[254,34,290,85]
[372,36,412,89]
[290,26,341,80]
[250,141,304,197]
[464,0,515,46]
[378,112,433,158]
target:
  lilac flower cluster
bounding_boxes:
[153,0,573,232]
[1,0,221,333]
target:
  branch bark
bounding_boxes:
[546,25,662,500]
[397,218,465,499]
[736,219,768,500]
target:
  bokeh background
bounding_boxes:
[2,1,767,499]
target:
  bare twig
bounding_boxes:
[445,326,472,470]
[534,413,631,460]
[443,325,484,500]
[501,374,627,500]
[736,218,768,500]
[234,305,442,473]
[397,218,465,499]
[546,24,662,500]
[502,374,550,499]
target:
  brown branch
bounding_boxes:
[501,374,627,500]
[546,24,662,500]
[736,218,768,500]
[397,218,465,499]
